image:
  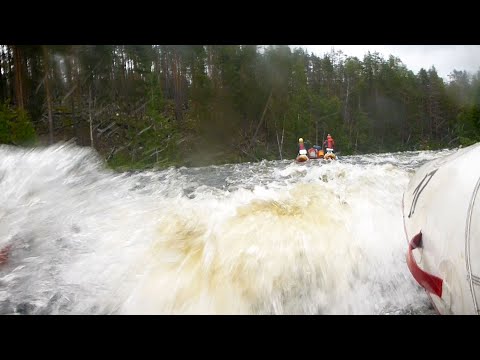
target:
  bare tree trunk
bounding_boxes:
[172,49,183,121]
[89,85,94,148]
[355,129,359,152]
[0,47,6,101]
[281,124,284,155]
[348,122,354,147]
[13,45,25,110]
[251,89,273,148]
[275,114,284,160]
[121,46,127,98]
[153,46,161,83]
[6,46,15,102]
[70,97,78,143]
[344,76,350,123]
[42,46,54,144]
[161,46,169,97]
[428,89,433,141]
[206,45,214,83]
[68,52,80,144]
[275,115,285,160]
[75,52,84,145]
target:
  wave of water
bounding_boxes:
[0,144,458,314]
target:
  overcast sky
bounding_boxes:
[290,45,480,81]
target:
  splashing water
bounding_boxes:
[0,144,456,314]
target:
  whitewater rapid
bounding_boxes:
[0,144,457,314]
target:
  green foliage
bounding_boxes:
[106,75,182,170]
[2,45,480,169]
[455,104,480,146]
[0,102,36,145]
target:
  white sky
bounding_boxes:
[290,45,480,81]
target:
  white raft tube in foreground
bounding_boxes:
[402,142,480,315]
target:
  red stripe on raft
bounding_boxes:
[406,232,443,298]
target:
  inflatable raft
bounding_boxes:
[402,143,480,315]
[324,148,336,160]
[296,154,309,163]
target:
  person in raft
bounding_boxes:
[297,138,307,156]
[323,134,335,153]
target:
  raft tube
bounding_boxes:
[402,142,480,314]
[296,154,309,163]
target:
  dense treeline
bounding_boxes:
[1,45,479,169]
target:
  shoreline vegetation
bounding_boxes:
[1,45,479,171]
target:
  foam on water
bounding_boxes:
[0,144,457,314]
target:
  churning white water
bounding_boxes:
[0,144,457,314]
